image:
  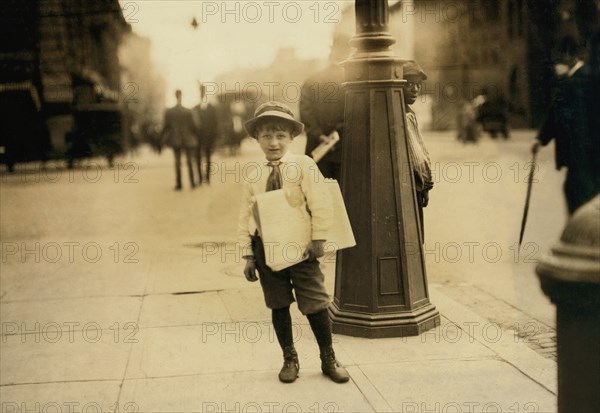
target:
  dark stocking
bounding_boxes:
[307,309,333,348]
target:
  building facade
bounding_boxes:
[0,0,130,169]
[334,0,599,130]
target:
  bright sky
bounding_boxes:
[120,0,351,106]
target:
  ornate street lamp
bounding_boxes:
[330,0,440,338]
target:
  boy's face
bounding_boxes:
[256,124,293,161]
[403,76,422,105]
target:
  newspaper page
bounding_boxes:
[253,180,355,271]
[253,188,312,271]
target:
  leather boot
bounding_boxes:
[279,345,299,383]
[320,346,349,383]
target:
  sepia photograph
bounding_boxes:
[1,0,599,412]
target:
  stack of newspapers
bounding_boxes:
[252,179,355,271]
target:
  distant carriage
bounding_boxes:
[0,0,130,171]
[0,81,127,171]
[67,101,125,168]
[0,82,52,171]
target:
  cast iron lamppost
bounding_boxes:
[329,0,440,338]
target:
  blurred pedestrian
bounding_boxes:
[533,36,599,214]
[300,34,350,182]
[476,86,510,139]
[227,100,246,156]
[456,97,481,144]
[161,90,197,190]
[192,83,219,185]
[402,61,434,240]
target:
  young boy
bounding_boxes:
[402,60,434,240]
[237,101,349,384]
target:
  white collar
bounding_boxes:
[263,151,292,166]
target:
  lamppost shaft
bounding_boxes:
[330,0,439,338]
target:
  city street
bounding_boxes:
[0,130,562,412]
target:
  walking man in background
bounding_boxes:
[534,36,599,214]
[161,89,198,190]
[192,83,219,185]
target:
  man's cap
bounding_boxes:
[402,60,428,80]
[244,101,304,138]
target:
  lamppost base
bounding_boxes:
[329,302,440,338]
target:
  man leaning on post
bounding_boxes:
[533,36,599,214]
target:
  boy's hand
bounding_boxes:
[422,190,430,208]
[244,259,258,282]
[532,142,541,155]
[306,240,325,261]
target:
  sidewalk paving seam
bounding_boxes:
[470,284,555,330]
[217,291,235,323]
[0,294,146,304]
[340,355,499,367]
[97,368,356,382]
[431,289,557,395]
[115,263,152,408]
[440,283,557,361]
[494,358,557,396]
[0,356,501,388]
[0,379,121,387]
[0,289,227,304]
[346,365,393,412]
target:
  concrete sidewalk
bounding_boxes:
[0,136,558,412]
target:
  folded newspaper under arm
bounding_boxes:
[311,131,340,163]
[252,179,355,271]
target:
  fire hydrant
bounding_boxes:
[536,195,600,413]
